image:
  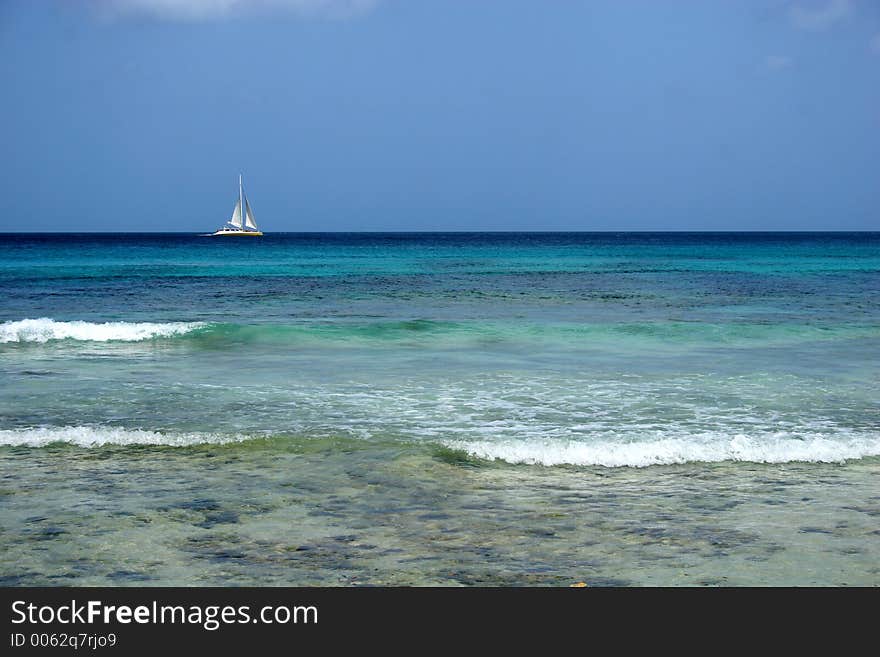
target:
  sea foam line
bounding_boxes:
[443,433,880,467]
[4,425,879,468]
[0,426,250,448]
[0,318,206,343]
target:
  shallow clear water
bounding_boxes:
[1,232,878,585]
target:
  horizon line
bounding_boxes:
[2,229,878,234]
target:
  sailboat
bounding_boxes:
[211,175,263,236]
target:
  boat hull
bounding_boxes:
[210,230,263,236]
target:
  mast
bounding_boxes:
[239,174,243,231]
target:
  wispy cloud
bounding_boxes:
[789,0,851,31]
[765,54,794,71]
[90,0,379,22]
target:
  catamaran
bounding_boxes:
[211,175,263,236]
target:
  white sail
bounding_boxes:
[230,199,243,228]
[244,198,257,230]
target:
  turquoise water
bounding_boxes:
[1,233,878,585]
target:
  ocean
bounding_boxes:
[1,232,878,586]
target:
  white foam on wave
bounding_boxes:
[0,426,248,448]
[443,432,880,467]
[3,424,879,468]
[0,318,205,343]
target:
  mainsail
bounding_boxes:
[230,199,243,228]
[244,198,257,230]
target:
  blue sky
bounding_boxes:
[1,0,878,231]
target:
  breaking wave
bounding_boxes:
[0,318,206,343]
[0,426,249,448]
[2,424,879,468]
[444,432,880,467]
[2,317,877,349]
